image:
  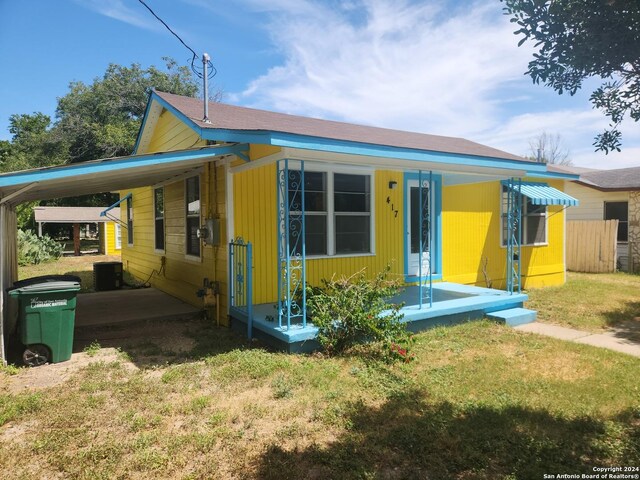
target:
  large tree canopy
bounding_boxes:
[502,0,640,153]
[0,58,199,174]
[0,59,200,224]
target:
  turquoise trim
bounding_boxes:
[147,92,549,174]
[403,172,443,283]
[100,193,131,217]
[0,144,248,188]
[501,180,579,206]
[132,90,155,154]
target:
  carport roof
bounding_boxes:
[0,144,247,204]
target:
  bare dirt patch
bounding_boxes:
[1,348,134,394]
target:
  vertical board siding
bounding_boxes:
[234,163,406,304]
[566,220,618,272]
[235,170,568,304]
[120,109,230,323]
[442,179,566,289]
[104,221,119,255]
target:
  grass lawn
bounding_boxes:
[1,319,639,479]
[18,254,121,292]
[526,272,640,332]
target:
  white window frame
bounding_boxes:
[154,187,165,253]
[287,161,375,259]
[500,187,548,247]
[126,196,134,246]
[114,223,122,250]
[185,175,202,260]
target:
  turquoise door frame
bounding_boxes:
[403,172,443,284]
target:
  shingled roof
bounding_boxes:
[155,91,528,163]
[578,166,640,191]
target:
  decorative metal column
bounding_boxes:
[506,178,523,294]
[276,159,306,329]
[418,170,433,308]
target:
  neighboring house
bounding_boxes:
[33,206,122,255]
[554,165,640,271]
[111,92,577,348]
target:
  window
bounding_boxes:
[288,171,327,255]
[501,186,547,246]
[185,176,201,257]
[154,187,165,251]
[115,223,122,250]
[126,196,134,245]
[604,201,628,242]
[288,169,373,256]
[334,173,371,254]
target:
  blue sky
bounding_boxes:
[0,0,637,168]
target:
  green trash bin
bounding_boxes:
[8,275,81,366]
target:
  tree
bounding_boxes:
[56,57,200,163]
[527,131,572,165]
[502,0,640,153]
[1,58,203,227]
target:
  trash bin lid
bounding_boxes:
[8,275,81,293]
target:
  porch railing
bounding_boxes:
[229,238,253,339]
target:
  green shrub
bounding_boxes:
[307,266,412,360]
[17,229,63,266]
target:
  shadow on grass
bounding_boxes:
[64,269,96,292]
[256,388,640,480]
[603,301,640,343]
[72,315,260,368]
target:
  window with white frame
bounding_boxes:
[185,176,201,257]
[126,196,134,245]
[501,186,547,246]
[289,168,373,256]
[154,187,165,251]
[115,223,122,250]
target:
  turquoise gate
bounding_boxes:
[229,238,253,339]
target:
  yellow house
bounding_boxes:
[108,91,579,351]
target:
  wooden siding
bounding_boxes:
[104,221,120,255]
[563,181,628,221]
[120,109,231,323]
[442,179,566,290]
[233,164,404,304]
[234,170,568,305]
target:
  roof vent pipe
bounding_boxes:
[202,52,211,124]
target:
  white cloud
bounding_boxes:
[76,0,160,31]
[234,0,533,134]
[229,0,639,170]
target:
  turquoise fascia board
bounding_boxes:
[0,144,248,188]
[501,180,579,207]
[132,91,155,154]
[403,172,443,282]
[149,92,546,174]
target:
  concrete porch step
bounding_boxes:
[486,308,537,327]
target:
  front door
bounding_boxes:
[407,180,431,277]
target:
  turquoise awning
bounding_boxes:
[503,181,579,207]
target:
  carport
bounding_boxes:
[0,143,247,364]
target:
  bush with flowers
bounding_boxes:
[306,265,414,361]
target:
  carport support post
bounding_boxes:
[0,204,9,365]
[73,222,81,256]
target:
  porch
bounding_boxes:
[229,282,531,353]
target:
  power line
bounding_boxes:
[136,0,216,79]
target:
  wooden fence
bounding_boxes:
[566,220,618,273]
